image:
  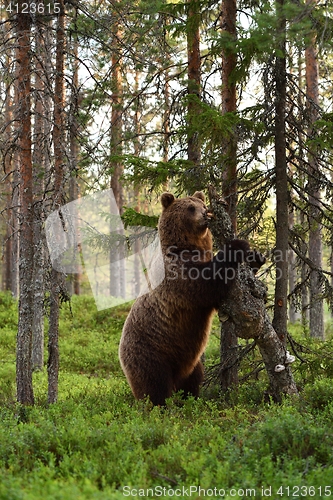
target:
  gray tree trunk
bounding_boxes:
[48,0,65,404]
[272,0,288,345]
[3,44,14,292]
[11,173,20,298]
[31,204,45,372]
[48,268,60,404]
[69,24,81,296]
[16,9,34,405]
[10,43,21,299]
[110,8,125,299]
[31,23,46,371]
[288,211,297,323]
[305,31,324,339]
[299,211,309,327]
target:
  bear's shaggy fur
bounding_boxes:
[119,191,249,405]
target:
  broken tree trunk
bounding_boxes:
[208,187,298,401]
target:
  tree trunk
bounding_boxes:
[48,268,60,404]
[288,210,297,323]
[110,7,125,298]
[209,189,298,402]
[219,0,238,392]
[220,0,237,231]
[163,64,170,169]
[48,0,66,404]
[31,22,46,372]
[11,35,21,299]
[3,49,13,292]
[305,0,324,339]
[296,50,309,328]
[161,15,170,191]
[69,18,81,296]
[331,250,333,319]
[133,71,141,297]
[16,7,34,405]
[272,0,288,344]
[186,0,201,190]
[11,169,20,298]
[299,211,309,327]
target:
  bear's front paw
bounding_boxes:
[246,249,266,274]
[226,239,250,264]
[215,240,250,265]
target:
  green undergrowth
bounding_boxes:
[1,292,333,499]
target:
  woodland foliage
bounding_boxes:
[0,0,333,402]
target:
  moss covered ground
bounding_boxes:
[1,293,333,499]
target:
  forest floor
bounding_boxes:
[1,293,333,499]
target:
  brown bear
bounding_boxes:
[119,191,250,406]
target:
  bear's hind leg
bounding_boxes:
[129,365,174,406]
[176,361,204,399]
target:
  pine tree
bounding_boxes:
[219,0,239,392]
[305,0,324,339]
[16,6,34,405]
[48,0,66,404]
[272,0,289,344]
[187,0,201,185]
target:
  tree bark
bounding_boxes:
[110,6,125,298]
[209,189,298,401]
[110,10,123,212]
[299,212,309,327]
[305,0,324,339]
[296,51,309,328]
[16,7,34,405]
[11,31,21,299]
[3,47,13,292]
[220,0,237,231]
[186,0,201,190]
[48,0,65,404]
[331,250,333,319]
[31,21,46,371]
[69,17,81,296]
[288,210,297,323]
[11,169,20,298]
[133,71,142,297]
[219,0,238,392]
[272,0,288,344]
[163,64,170,168]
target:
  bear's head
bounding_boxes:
[158,191,213,260]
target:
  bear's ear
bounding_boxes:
[192,191,205,203]
[161,192,175,209]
